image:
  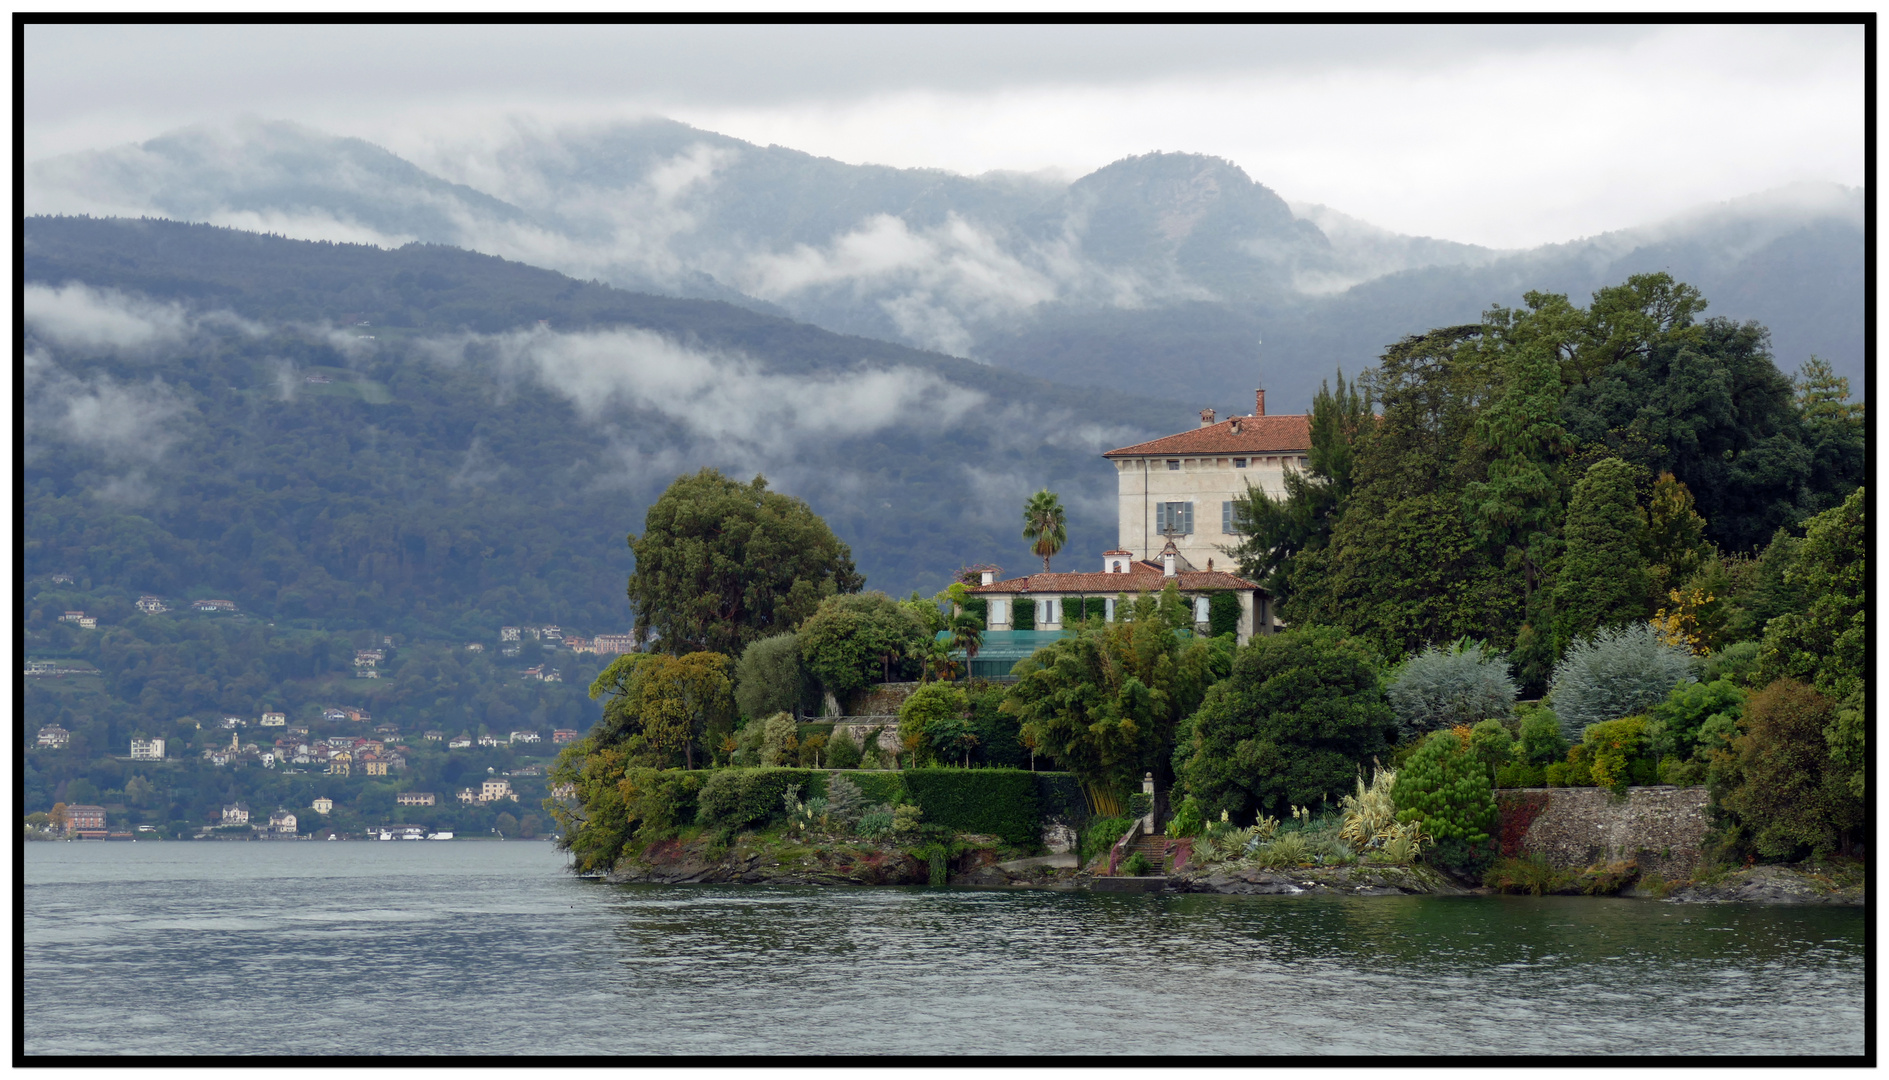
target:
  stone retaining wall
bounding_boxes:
[1497,786,1711,880]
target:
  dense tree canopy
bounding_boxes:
[627,469,863,657]
[1176,625,1397,823]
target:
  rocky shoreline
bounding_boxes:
[600,832,1862,905]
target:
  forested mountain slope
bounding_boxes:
[25,215,1187,640]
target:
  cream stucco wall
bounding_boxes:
[1114,453,1308,568]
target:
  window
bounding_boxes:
[1104,597,1116,622]
[1036,598,1061,625]
[1166,460,1181,471]
[1233,457,1247,468]
[1157,502,1194,535]
[1193,597,1210,623]
[1222,501,1240,534]
[989,600,1009,625]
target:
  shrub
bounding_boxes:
[1657,755,1707,786]
[1756,488,1865,702]
[849,770,906,808]
[1493,762,1546,788]
[735,633,811,721]
[695,768,828,832]
[1166,795,1205,838]
[1386,639,1519,739]
[824,728,863,770]
[824,774,866,830]
[1548,623,1696,738]
[622,768,704,840]
[1484,854,1572,895]
[1712,680,1864,860]
[1251,831,1310,869]
[1580,716,1652,794]
[1392,729,1497,876]
[891,803,925,841]
[756,713,800,767]
[1467,719,1515,781]
[1645,678,1743,762]
[1079,815,1132,863]
[1338,765,1400,849]
[1515,703,1568,765]
[1122,851,1153,876]
[1181,625,1397,823]
[797,733,828,768]
[858,805,895,839]
[900,768,1039,845]
[858,725,889,770]
[899,683,972,767]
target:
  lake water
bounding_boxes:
[24,841,1867,1057]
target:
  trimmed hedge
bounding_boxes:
[901,768,1039,845]
[1033,772,1090,830]
[848,771,906,809]
[695,768,830,831]
[1208,591,1242,638]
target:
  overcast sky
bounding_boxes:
[24,22,1865,249]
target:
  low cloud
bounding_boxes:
[24,282,191,353]
[25,348,189,464]
[424,324,985,465]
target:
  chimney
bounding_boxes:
[1162,551,1177,577]
[1254,388,1266,417]
[1199,408,1216,428]
[979,569,996,586]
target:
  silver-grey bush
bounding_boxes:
[1548,623,1697,737]
[1386,639,1518,739]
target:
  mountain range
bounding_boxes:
[29,117,1865,414]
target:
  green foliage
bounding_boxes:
[1711,680,1863,860]
[1493,761,1546,788]
[1224,372,1370,599]
[1701,640,1764,686]
[1579,716,1652,794]
[756,713,799,767]
[1794,357,1865,513]
[734,634,812,721]
[1007,587,1229,803]
[798,592,929,703]
[899,768,1040,845]
[846,770,905,808]
[823,726,863,770]
[1122,851,1153,876]
[1165,794,1205,838]
[1643,472,1714,602]
[1547,623,1695,737]
[964,684,1029,769]
[1826,690,1865,801]
[1516,703,1569,765]
[1207,591,1242,639]
[1467,719,1515,781]
[1393,730,1497,875]
[1179,624,1396,823]
[1551,458,1651,652]
[857,806,895,839]
[1021,489,1069,572]
[628,469,863,658]
[588,651,735,770]
[1645,678,1744,762]
[1079,815,1132,863]
[694,768,828,833]
[898,683,972,767]
[1385,638,1518,739]
[1758,488,1865,702]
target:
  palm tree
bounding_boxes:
[1022,489,1068,572]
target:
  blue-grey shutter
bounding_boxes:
[1222,501,1233,533]
[1183,502,1194,534]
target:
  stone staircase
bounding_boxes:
[1125,831,1169,874]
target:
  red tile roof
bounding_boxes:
[1104,413,1311,458]
[969,561,1261,595]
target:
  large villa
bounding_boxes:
[962,389,1310,676]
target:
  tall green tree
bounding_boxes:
[797,591,930,704]
[1006,585,1229,807]
[1021,489,1068,572]
[1643,472,1713,602]
[1177,624,1396,823]
[627,469,863,657]
[1795,357,1865,513]
[1459,341,1568,601]
[1224,369,1370,597]
[1758,488,1865,702]
[1551,458,1651,653]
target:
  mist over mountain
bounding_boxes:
[28,117,1863,420]
[24,216,1188,635]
